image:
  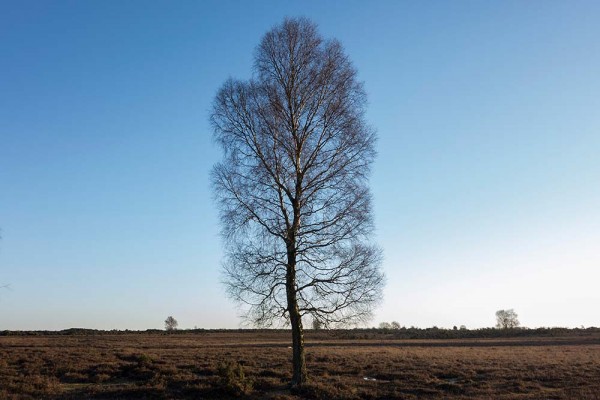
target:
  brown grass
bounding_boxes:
[1,331,599,399]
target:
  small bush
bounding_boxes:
[217,361,253,396]
[136,353,153,366]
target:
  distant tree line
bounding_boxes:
[377,309,521,332]
[326,326,600,340]
[2,326,598,338]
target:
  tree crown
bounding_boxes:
[211,17,383,328]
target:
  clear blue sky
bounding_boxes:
[1,1,599,330]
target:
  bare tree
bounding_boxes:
[211,17,384,387]
[311,318,323,330]
[164,316,178,332]
[495,309,519,329]
[390,321,401,330]
[379,322,392,330]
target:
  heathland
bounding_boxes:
[1,328,599,399]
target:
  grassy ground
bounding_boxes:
[1,330,599,399]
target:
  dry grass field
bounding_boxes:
[1,330,599,399]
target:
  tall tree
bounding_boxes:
[211,17,384,387]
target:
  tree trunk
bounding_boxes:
[286,246,307,387]
[289,294,307,387]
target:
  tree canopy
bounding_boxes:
[211,17,383,385]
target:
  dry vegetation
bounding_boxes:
[1,330,599,399]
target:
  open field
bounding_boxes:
[1,330,599,399]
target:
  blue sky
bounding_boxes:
[1,1,599,330]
